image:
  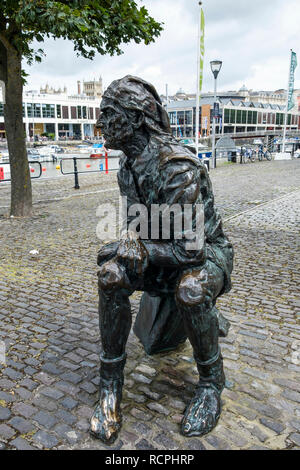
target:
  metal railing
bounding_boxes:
[0,161,42,182]
[60,155,117,189]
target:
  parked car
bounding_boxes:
[27,149,41,160]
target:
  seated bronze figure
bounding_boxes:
[90,76,233,444]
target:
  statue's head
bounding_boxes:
[96,75,171,149]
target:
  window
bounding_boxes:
[88,107,94,119]
[56,105,61,118]
[27,103,33,118]
[247,111,253,124]
[236,110,242,123]
[229,109,236,123]
[42,104,55,118]
[77,106,82,119]
[224,109,230,123]
[276,113,284,125]
[71,106,77,119]
[242,110,247,124]
[184,110,192,125]
[62,106,69,119]
[34,104,41,118]
[82,106,87,119]
[168,111,176,125]
[0,103,3,117]
[177,111,184,126]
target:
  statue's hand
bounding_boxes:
[117,231,149,275]
[97,242,119,266]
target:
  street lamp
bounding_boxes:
[210,60,222,168]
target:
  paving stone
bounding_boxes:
[19,378,38,391]
[55,409,77,426]
[33,372,56,385]
[130,373,152,385]
[130,408,153,422]
[10,437,37,450]
[32,430,58,449]
[0,391,16,403]
[11,403,36,418]
[0,424,16,440]
[135,364,157,377]
[186,438,207,450]
[32,411,57,429]
[136,439,157,450]
[0,162,299,450]
[205,435,232,450]
[32,396,58,412]
[259,417,285,434]
[288,433,300,447]
[146,403,170,416]
[59,372,82,384]
[14,387,32,401]
[39,386,65,400]
[61,397,78,410]
[138,385,164,401]
[9,416,36,434]
[154,432,178,449]
[282,389,300,404]
[0,406,11,421]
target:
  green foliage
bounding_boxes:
[0,1,163,64]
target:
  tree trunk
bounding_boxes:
[3,49,32,217]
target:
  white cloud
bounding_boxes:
[23,0,300,96]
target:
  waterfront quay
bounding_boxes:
[0,160,299,450]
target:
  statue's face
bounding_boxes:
[98,98,134,149]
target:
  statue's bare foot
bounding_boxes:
[90,380,122,444]
[181,385,221,437]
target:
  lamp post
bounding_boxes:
[210,60,222,169]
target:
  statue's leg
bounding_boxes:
[90,259,136,444]
[175,262,225,437]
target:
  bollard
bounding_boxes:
[105,151,108,174]
[204,159,210,172]
[73,157,80,189]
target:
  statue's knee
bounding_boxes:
[176,273,208,307]
[98,261,129,291]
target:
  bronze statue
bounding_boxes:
[90,76,233,444]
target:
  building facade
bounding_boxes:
[0,86,101,140]
[166,97,300,139]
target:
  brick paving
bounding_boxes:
[0,159,299,450]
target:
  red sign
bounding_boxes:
[0,167,4,181]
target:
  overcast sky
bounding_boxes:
[23,0,300,97]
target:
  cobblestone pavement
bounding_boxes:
[0,160,299,450]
